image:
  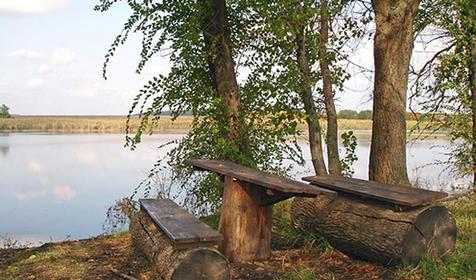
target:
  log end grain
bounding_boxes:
[402,206,457,264]
[171,248,230,280]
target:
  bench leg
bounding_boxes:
[218,177,272,262]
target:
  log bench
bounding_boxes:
[130,199,230,280]
[291,175,457,265]
[185,159,336,262]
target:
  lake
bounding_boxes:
[0,132,469,247]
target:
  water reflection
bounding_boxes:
[0,144,8,157]
[0,133,9,157]
[0,133,179,247]
[0,133,470,247]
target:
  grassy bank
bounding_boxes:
[1,193,474,279]
[0,116,193,133]
[0,116,423,134]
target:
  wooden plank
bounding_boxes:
[302,175,448,207]
[139,199,222,246]
[185,159,336,197]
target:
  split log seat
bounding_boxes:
[130,198,230,280]
[291,175,457,265]
[185,159,336,262]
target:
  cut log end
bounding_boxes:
[402,206,457,264]
[172,248,230,280]
[291,195,457,265]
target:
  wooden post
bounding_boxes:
[218,177,272,262]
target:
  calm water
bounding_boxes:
[0,132,469,247]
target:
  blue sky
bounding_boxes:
[0,0,375,115]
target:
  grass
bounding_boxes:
[274,193,476,280]
[0,115,193,133]
[0,116,430,135]
[0,232,155,280]
[2,193,474,279]
[399,192,476,280]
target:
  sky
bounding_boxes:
[0,0,376,115]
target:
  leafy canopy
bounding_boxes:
[95,0,305,214]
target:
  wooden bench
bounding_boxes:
[292,175,457,265]
[303,175,448,208]
[185,159,336,262]
[130,199,230,280]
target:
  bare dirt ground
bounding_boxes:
[0,232,422,280]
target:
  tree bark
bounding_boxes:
[471,32,476,189]
[130,210,230,280]
[369,0,420,186]
[291,195,457,265]
[218,177,272,262]
[202,0,242,142]
[319,0,341,175]
[296,27,328,176]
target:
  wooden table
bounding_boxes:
[186,159,336,262]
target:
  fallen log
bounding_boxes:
[291,194,457,265]
[130,200,230,280]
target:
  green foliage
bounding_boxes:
[274,268,319,280]
[243,0,370,119]
[95,0,305,214]
[340,131,358,177]
[412,0,476,180]
[337,109,372,119]
[356,109,372,119]
[0,104,10,119]
[337,109,358,119]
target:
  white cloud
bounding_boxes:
[52,185,77,201]
[52,48,76,65]
[29,160,44,173]
[0,0,72,15]
[12,189,48,200]
[70,88,99,99]
[26,78,46,89]
[38,64,50,74]
[11,175,77,202]
[9,48,45,59]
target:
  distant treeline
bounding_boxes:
[337,110,422,120]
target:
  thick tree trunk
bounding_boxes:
[319,0,341,175]
[369,0,420,185]
[130,210,230,280]
[471,33,476,189]
[218,177,272,262]
[296,28,328,176]
[291,195,457,266]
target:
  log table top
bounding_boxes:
[303,175,448,207]
[140,198,222,247]
[185,159,336,198]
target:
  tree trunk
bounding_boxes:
[319,0,341,175]
[291,195,457,266]
[202,0,268,262]
[217,177,272,262]
[130,210,230,280]
[202,0,242,143]
[369,0,420,186]
[471,33,476,189]
[296,27,328,176]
